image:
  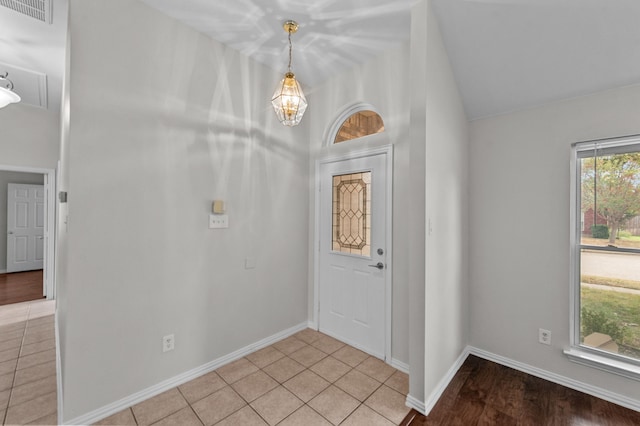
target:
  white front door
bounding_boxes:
[318,149,391,360]
[7,184,45,273]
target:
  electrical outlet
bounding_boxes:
[163,334,175,352]
[539,328,551,345]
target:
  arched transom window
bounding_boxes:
[334,110,385,144]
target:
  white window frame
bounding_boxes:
[565,134,640,380]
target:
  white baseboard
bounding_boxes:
[423,348,470,415]
[468,346,640,413]
[404,347,470,416]
[307,320,318,330]
[391,358,409,374]
[65,322,308,425]
[0,269,7,274]
[405,393,426,414]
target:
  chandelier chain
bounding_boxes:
[288,31,293,73]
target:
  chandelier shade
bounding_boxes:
[271,72,308,127]
[272,20,307,126]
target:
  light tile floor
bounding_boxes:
[0,305,410,426]
[0,299,57,425]
[97,329,410,425]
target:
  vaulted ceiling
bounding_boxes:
[431,0,640,119]
[2,0,640,121]
[139,0,414,88]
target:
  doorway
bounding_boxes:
[314,146,393,361]
[7,183,45,273]
[0,166,55,305]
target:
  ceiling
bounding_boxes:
[139,0,414,88]
[431,0,640,119]
[2,0,640,121]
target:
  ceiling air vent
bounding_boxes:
[0,0,51,23]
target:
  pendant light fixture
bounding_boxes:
[0,73,20,109]
[271,20,307,127]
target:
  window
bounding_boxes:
[334,110,384,144]
[568,136,640,378]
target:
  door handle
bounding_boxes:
[7,232,13,235]
[368,262,384,270]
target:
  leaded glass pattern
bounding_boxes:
[332,172,371,256]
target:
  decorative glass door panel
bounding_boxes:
[332,172,371,257]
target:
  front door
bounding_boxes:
[318,149,391,359]
[7,183,45,273]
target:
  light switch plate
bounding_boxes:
[209,214,229,229]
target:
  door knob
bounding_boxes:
[368,262,384,270]
[8,232,13,235]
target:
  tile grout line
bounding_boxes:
[229,371,273,425]
[186,405,203,426]
[365,384,408,425]
[174,386,201,426]
[249,405,271,426]
[4,314,28,425]
[129,407,139,425]
[2,376,15,425]
[243,350,314,425]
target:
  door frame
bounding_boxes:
[313,144,393,361]
[0,164,56,300]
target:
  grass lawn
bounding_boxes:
[581,287,640,354]
[581,275,640,291]
[581,236,640,249]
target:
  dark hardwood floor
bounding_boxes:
[0,270,44,306]
[400,355,640,425]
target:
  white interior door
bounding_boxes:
[7,183,45,273]
[318,150,391,359]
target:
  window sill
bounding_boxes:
[564,348,640,381]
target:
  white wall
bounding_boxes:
[406,0,470,407]
[423,0,470,407]
[0,103,59,169]
[307,0,471,406]
[0,171,44,271]
[305,42,412,365]
[470,84,640,401]
[55,16,70,422]
[59,0,309,420]
[407,0,428,404]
